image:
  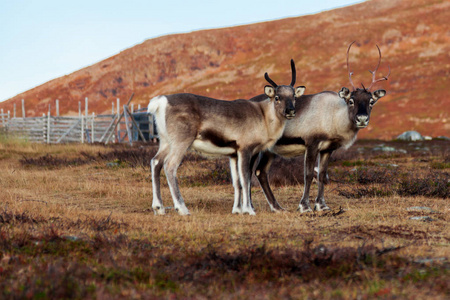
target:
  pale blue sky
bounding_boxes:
[0,0,364,102]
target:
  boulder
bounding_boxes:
[437,136,450,141]
[396,131,424,141]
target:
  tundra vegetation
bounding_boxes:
[0,134,448,299]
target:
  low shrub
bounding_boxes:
[397,171,449,198]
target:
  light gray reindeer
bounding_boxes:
[147,60,305,215]
[251,42,390,213]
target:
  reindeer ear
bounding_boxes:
[339,87,351,101]
[264,85,275,98]
[373,89,386,101]
[295,86,306,98]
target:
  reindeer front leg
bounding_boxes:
[255,151,285,212]
[230,156,243,214]
[238,150,256,215]
[314,151,331,211]
[298,147,318,213]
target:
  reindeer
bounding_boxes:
[148,60,305,215]
[252,42,390,213]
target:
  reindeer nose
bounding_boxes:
[285,108,296,119]
[356,115,369,127]
[357,115,368,123]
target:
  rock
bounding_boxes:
[378,163,399,168]
[407,206,439,213]
[396,131,424,141]
[373,144,407,153]
[63,235,81,241]
[106,162,120,167]
[436,136,450,141]
[409,216,434,222]
[413,257,446,264]
[373,145,397,152]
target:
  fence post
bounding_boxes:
[42,113,46,143]
[13,103,16,118]
[1,109,4,127]
[56,99,60,116]
[85,97,89,143]
[91,112,95,143]
[47,112,51,144]
[22,99,25,118]
[85,97,88,119]
[79,101,84,143]
[116,98,120,142]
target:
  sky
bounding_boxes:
[0,0,365,102]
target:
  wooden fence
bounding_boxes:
[0,99,157,145]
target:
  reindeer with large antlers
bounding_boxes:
[251,42,390,213]
[148,60,305,215]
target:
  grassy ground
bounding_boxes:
[0,135,448,299]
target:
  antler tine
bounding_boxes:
[264,72,278,88]
[346,41,357,91]
[367,45,390,90]
[290,59,296,86]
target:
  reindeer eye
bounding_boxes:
[348,99,354,106]
[275,96,280,101]
[369,99,375,107]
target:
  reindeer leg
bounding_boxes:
[164,141,193,216]
[248,153,260,211]
[255,151,285,212]
[314,151,331,211]
[298,147,318,213]
[151,142,169,215]
[238,150,255,215]
[230,156,243,214]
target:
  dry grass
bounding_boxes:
[0,135,448,299]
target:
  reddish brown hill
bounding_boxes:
[1,0,449,139]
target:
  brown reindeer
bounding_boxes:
[251,42,390,212]
[148,60,305,215]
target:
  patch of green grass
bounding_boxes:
[431,161,450,169]
[341,160,367,167]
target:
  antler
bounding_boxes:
[264,72,278,88]
[346,41,357,91]
[367,45,390,90]
[290,59,296,86]
[265,59,296,88]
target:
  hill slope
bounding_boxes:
[1,0,449,139]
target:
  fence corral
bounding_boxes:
[0,98,158,144]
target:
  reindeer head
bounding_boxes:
[264,59,305,120]
[339,41,390,129]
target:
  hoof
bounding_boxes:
[271,207,286,213]
[152,206,166,215]
[175,206,190,216]
[232,208,242,214]
[242,208,256,216]
[297,206,313,213]
[314,203,330,211]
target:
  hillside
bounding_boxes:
[1,0,449,140]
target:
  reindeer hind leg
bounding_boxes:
[164,139,194,216]
[151,141,169,215]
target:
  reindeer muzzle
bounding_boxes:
[285,108,296,120]
[355,115,369,128]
